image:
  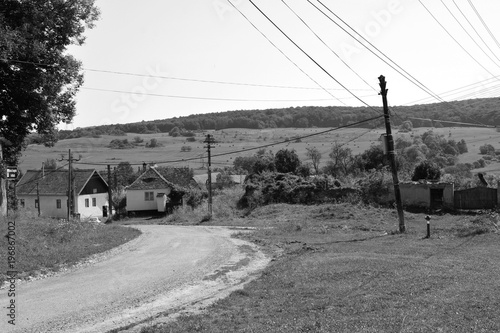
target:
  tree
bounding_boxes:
[479,144,495,155]
[114,162,135,188]
[44,158,58,170]
[457,139,468,154]
[412,161,441,181]
[0,1,100,164]
[274,149,301,174]
[328,142,353,176]
[306,147,322,174]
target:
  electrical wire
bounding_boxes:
[247,0,380,115]
[225,0,347,106]
[467,0,500,51]
[418,0,498,77]
[280,0,378,93]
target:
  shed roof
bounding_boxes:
[127,167,185,192]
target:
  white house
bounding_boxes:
[126,167,185,214]
[16,169,110,220]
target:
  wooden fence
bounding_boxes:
[454,187,497,210]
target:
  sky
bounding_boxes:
[64,0,500,129]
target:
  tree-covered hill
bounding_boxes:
[55,97,499,141]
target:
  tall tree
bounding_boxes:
[306,147,322,175]
[0,0,100,164]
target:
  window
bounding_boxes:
[93,188,97,194]
[35,199,39,208]
[92,198,97,207]
[56,199,61,209]
[85,199,89,207]
[145,191,154,201]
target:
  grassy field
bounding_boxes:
[141,202,500,333]
[0,211,141,284]
[19,126,500,175]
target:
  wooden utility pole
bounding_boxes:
[107,165,113,219]
[379,75,405,233]
[36,182,41,217]
[204,134,215,216]
[59,149,80,221]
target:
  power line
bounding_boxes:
[2,58,372,93]
[225,0,346,106]
[451,0,500,65]
[311,0,491,127]
[440,0,500,69]
[467,0,500,52]
[81,87,348,103]
[418,0,498,78]
[247,0,379,114]
[280,0,378,93]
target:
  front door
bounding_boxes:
[430,188,444,209]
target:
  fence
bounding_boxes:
[454,187,497,210]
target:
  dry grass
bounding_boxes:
[0,210,141,283]
[140,199,500,333]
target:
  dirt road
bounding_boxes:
[1,225,269,333]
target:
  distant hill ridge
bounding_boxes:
[59,98,499,140]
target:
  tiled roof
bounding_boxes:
[127,167,181,191]
[16,169,101,196]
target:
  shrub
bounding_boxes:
[412,160,441,181]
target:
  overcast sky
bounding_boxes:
[65,0,500,129]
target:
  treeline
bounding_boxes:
[55,98,499,140]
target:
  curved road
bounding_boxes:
[1,225,269,333]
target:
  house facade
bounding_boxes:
[126,167,185,214]
[16,169,110,219]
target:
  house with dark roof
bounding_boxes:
[126,167,186,214]
[16,169,110,219]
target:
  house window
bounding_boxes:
[35,199,39,208]
[92,198,97,207]
[85,199,89,207]
[56,199,61,209]
[93,188,97,194]
[19,199,25,208]
[145,191,154,201]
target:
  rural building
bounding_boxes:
[126,167,186,214]
[16,169,110,219]
[399,182,455,209]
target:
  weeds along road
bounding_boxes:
[1,225,269,333]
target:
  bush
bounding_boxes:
[412,160,441,181]
[479,144,495,155]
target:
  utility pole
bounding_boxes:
[36,182,41,217]
[204,134,215,216]
[59,149,80,221]
[107,165,113,219]
[379,75,405,233]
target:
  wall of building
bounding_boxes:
[18,195,67,218]
[126,188,171,212]
[399,183,454,208]
[76,193,109,219]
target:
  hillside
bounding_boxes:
[52,97,500,141]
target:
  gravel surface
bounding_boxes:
[0,225,269,333]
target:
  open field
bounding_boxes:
[18,126,500,175]
[142,203,500,333]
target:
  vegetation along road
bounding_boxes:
[0,225,269,333]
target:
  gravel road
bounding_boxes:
[0,225,269,333]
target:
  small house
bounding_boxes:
[126,167,186,214]
[399,181,454,209]
[16,169,110,219]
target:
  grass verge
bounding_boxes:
[0,211,141,283]
[143,201,500,332]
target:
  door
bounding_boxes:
[430,188,444,208]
